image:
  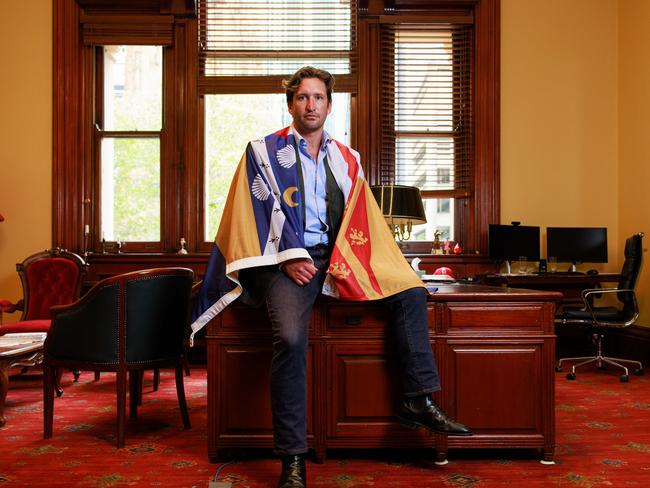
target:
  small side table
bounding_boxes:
[0,333,46,426]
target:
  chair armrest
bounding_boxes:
[581,288,639,328]
[0,298,24,313]
[47,284,120,363]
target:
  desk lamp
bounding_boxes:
[370,185,426,241]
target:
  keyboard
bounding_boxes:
[536,271,585,276]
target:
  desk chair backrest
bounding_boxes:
[19,248,87,320]
[47,267,194,366]
[618,233,643,312]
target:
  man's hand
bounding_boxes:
[281,258,318,286]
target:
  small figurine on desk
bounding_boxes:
[101,235,107,254]
[453,242,462,254]
[116,237,122,254]
[178,237,188,255]
[431,229,443,254]
[443,238,451,254]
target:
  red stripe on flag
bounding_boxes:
[334,140,359,182]
[345,185,383,295]
[274,126,291,138]
[328,246,367,300]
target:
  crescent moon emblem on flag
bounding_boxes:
[283,186,299,207]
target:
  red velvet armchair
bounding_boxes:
[0,248,88,333]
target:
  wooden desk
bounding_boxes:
[478,273,620,302]
[205,284,560,463]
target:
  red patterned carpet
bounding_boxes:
[1,366,649,487]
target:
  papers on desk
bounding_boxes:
[0,333,46,355]
[0,333,47,346]
[421,274,455,282]
[0,332,47,353]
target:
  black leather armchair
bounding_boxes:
[43,267,194,447]
[555,233,645,382]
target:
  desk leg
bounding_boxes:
[435,435,448,464]
[0,359,10,427]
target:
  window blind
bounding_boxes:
[380,24,473,197]
[198,0,357,77]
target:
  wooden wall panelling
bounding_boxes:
[53,0,84,251]
[472,0,500,253]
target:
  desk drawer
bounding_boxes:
[218,304,271,332]
[325,302,435,336]
[444,302,547,333]
[326,303,388,335]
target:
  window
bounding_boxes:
[203,93,351,239]
[53,0,498,259]
[379,23,472,245]
[198,0,356,76]
[98,45,163,245]
[198,0,357,247]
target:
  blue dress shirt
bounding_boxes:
[293,128,331,247]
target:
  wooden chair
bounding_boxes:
[43,267,193,447]
[0,248,88,393]
[0,248,87,329]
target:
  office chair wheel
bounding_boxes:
[620,374,629,383]
[633,368,644,376]
[566,372,576,380]
[555,365,563,372]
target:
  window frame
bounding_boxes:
[196,0,360,251]
[358,0,499,255]
[93,45,166,251]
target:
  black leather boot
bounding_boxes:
[397,395,472,436]
[277,454,306,488]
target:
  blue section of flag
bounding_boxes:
[192,244,234,322]
[245,142,274,253]
[264,133,305,252]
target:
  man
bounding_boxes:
[192,66,471,488]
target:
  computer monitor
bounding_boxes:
[488,224,541,273]
[546,227,608,272]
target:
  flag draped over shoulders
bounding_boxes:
[191,127,423,341]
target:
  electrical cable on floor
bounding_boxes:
[208,460,236,488]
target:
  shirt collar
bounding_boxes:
[290,124,332,152]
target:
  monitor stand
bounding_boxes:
[504,260,512,275]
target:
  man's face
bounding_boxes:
[288,77,332,136]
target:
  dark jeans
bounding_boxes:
[265,246,440,455]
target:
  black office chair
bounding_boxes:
[555,233,645,382]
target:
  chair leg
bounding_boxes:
[557,332,645,380]
[556,355,598,371]
[183,346,191,377]
[55,368,64,397]
[43,363,55,439]
[601,356,644,373]
[153,368,160,392]
[116,370,127,448]
[94,371,101,382]
[137,370,144,406]
[175,363,191,429]
[129,371,140,419]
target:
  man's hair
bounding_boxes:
[282,66,335,104]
